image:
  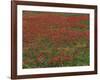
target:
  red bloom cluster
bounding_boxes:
[23,13,89,44]
[36,53,46,63]
[48,52,73,64]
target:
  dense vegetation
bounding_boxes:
[23,11,89,68]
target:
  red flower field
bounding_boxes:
[23,11,89,68]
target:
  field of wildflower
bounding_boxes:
[22,11,89,68]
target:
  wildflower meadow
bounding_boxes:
[22,11,89,68]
